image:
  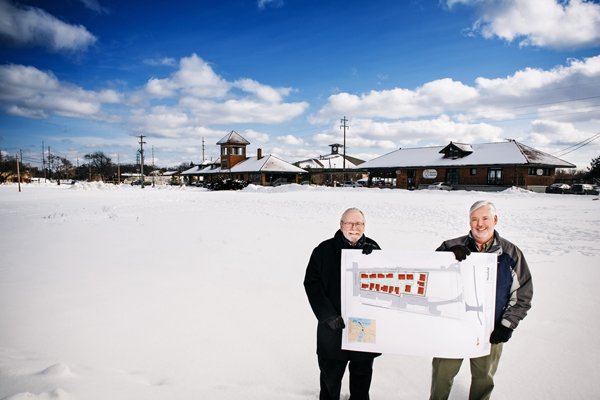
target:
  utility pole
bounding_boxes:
[42,141,46,182]
[16,153,21,192]
[48,146,52,182]
[138,135,146,188]
[117,152,120,184]
[152,145,155,187]
[340,116,349,181]
[202,137,205,161]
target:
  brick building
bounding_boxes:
[356,140,576,192]
[186,131,305,186]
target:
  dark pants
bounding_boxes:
[318,356,374,400]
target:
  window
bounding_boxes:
[222,160,228,169]
[528,167,552,176]
[250,174,261,182]
[488,168,503,185]
[222,147,227,155]
[470,168,476,175]
[448,149,459,158]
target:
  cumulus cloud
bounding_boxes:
[0,0,97,52]
[312,78,478,122]
[0,64,122,120]
[447,0,600,50]
[129,107,225,139]
[525,120,591,146]
[314,55,600,125]
[277,134,304,145]
[310,116,504,150]
[144,54,231,99]
[242,129,270,143]
[310,56,600,152]
[233,78,293,103]
[180,97,309,124]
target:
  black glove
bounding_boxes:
[360,242,380,255]
[444,245,471,261]
[324,315,346,330]
[490,325,513,344]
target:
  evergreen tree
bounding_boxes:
[587,155,600,179]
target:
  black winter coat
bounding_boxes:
[304,230,382,361]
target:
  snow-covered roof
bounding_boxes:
[296,153,361,169]
[216,130,250,145]
[357,141,575,169]
[201,155,305,174]
[180,166,205,175]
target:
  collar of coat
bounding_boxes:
[334,229,366,251]
[467,230,503,256]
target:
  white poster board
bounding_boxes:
[341,250,497,359]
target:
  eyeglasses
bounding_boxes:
[342,222,364,228]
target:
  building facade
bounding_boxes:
[357,140,576,192]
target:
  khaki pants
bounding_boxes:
[429,343,503,400]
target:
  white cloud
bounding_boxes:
[310,116,503,149]
[277,134,304,145]
[314,55,600,125]
[233,78,292,103]
[6,105,47,119]
[525,120,591,145]
[312,78,479,122]
[180,97,308,124]
[447,0,600,50]
[0,64,123,120]
[143,58,177,67]
[242,129,270,143]
[144,54,231,99]
[0,0,97,52]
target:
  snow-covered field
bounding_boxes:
[0,182,598,400]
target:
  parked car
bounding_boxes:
[545,183,571,194]
[343,181,361,187]
[427,182,453,191]
[570,183,599,195]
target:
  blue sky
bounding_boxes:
[1,0,600,169]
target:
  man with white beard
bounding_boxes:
[429,200,533,400]
[304,208,381,400]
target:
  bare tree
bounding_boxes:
[84,151,114,181]
[48,155,74,185]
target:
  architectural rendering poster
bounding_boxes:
[341,249,497,359]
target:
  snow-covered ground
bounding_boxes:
[0,182,598,400]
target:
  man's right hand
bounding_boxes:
[324,315,346,330]
[445,245,471,261]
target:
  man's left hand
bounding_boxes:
[361,242,380,255]
[490,325,513,344]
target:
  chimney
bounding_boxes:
[257,148,262,159]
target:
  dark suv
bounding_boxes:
[570,184,598,195]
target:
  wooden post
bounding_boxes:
[16,153,21,192]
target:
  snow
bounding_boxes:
[0,183,599,400]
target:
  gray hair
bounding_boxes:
[469,200,497,218]
[341,208,366,224]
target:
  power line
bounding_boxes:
[551,132,600,157]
